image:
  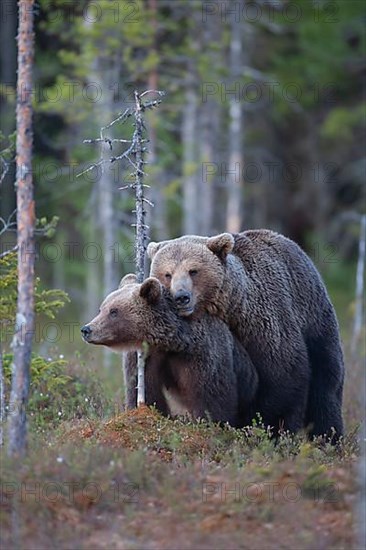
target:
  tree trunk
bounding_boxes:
[99,142,116,294]
[147,0,166,241]
[8,0,35,456]
[83,5,120,299]
[134,91,148,405]
[182,72,199,235]
[226,11,244,233]
[200,101,216,235]
[352,214,366,354]
[85,187,101,320]
[83,8,120,369]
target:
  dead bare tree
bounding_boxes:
[79,89,165,405]
[7,0,36,456]
[133,91,149,404]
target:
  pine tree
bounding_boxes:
[8,0,36,456]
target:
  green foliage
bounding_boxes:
[270,0,365,111]
[0,251,18,325]
[0,249,69,333]
[2,352,68,389]
[2,352,113,432]
[321,103,366,144]
[301,464,333,498]
[0,131,16,162]
[37,215,59,239]
[0,237,74,433]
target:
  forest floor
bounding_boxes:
[1,400,363,550]
[1,305,365,550]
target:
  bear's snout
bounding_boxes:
[174,289,194,316]
[174,289,191,306]
[81,325,92,341]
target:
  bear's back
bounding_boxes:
[232,229,335,334]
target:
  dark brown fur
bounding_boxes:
[82,275,258,427]
[148,229,345,439]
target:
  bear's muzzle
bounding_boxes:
[81,325,92,341]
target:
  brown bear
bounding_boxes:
[81,274,258,427]
[147,229,345,440]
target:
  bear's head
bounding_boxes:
[81,275,181,352]
[147,233,234,317]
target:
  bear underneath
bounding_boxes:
[82,274,258,428]
[147,229,344,440]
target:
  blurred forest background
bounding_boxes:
[0,0,366,549]
[0,0,365,340]
[0,2,365,545]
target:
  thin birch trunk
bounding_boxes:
[147,0,166,241]
[226,10,244,233]
[84,8,117,298]
[182,74,199,235]
[200,12,222,236]
[84,7,120,367]
[85,191,100,321]
[100,143,116,295]
[8,0,35,456]
[81,90,164,407]
[352,214,366,354]
[99,139,116,367]
[200,101,216,235]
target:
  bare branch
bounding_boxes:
[76,159,105,178]
[102,108,132,131]
[0,245,18,259]
[140,89,166,98]
[0,210,17,236]
[0,157,11,186]
[80,89,165,408]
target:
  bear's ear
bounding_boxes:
[119,273,137,289]
[147,240,168,259]
[139,277,162,304]
[207,233,234,261]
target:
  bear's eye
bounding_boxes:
[109,308,118,318]
[165,273,172,280]
[189,269,198,276]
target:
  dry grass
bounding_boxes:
[1,393,363,549]
[0,341,364,549]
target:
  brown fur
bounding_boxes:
[82,275,258,426]
[147,229,345,439]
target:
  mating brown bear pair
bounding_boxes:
[82,274,258,426]
[146,230,344,439]
[82,229,344,439]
